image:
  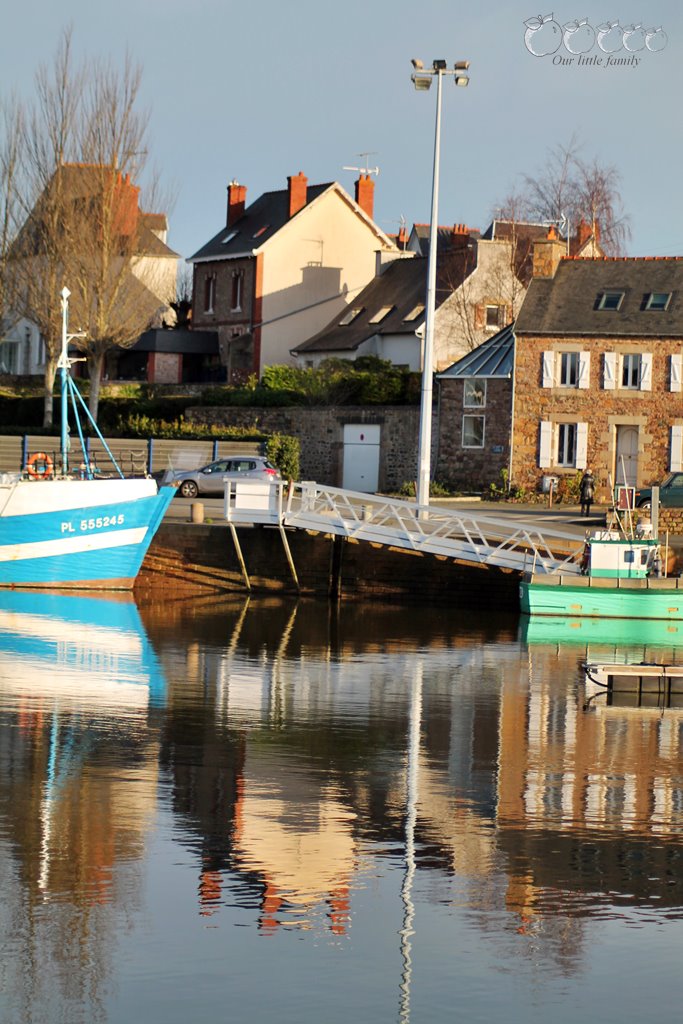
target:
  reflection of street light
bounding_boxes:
[412,59,470,509]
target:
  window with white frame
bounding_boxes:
[603,351,652,391]
[539,420,588,469]
[462,414,485,448]
[231,270,244,312]
[463,378,486,407]
[542,350,590,388]
[671,353,682,392]
[204,273,216,314]
[485,304,505,330]
[621,353,641,389]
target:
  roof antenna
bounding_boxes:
[343,152,380,177]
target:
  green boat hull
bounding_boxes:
[520,577,683,621]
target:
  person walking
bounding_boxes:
[580,469,594,517]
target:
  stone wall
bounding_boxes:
[186,404,424,490]
[436,377,512,490]
[512,334,683,502]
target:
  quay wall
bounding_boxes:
[137,522,521,607]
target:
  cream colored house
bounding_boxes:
[189,172,398,381]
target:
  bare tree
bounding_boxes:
[11,28,84,424]
[519,136,630,254]
[0,95,24,361]
[8,30,173,424]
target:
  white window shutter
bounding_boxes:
[575,422,588,469]
[670,353,682,392]
[542,351,555,388]
[539,421,553,468]
[577,351,590,389]
[640,352,652,391]
[671,425,683,472]
[603,352,616,390]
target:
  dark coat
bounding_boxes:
[580,473,594,502]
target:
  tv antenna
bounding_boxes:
[343,152,380,177]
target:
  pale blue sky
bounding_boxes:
[3,1,681,261]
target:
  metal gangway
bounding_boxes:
[222,480,585,589]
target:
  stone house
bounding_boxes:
[189,172,398,382]
[435,324,514,490]
[511,244,683,502]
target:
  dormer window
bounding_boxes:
[644,292,672,310]
[597,291,625,310]
[368,305,393,324]
[339,307,363,325]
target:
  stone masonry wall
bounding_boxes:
[436,378,512,490]
[512,335,683,502]
[186,404,424,491]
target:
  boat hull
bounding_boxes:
[0,478,175,590]
[520,575,683,621]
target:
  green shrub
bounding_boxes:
[266,433,300,481]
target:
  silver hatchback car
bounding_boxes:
[174,456,280,498]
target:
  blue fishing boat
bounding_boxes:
[0,288,175,590]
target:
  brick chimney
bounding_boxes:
[227,180,247,226]
[575,217,591,248]
[532,224,566,278]
[355,174,375,219]
[451,223,471,248]
[397,224,408,249]
[287,172,308,218]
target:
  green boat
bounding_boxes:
[520,530,683,621]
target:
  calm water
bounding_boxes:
[0,591,682,1024]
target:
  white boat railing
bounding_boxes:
[223,480,584,576]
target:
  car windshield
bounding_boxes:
[664,473,683,488]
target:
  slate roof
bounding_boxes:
[291,257,427,355]
[131,328,219,354]
[410,223,480,257]
[189,183,334,261]
[516,257,683,337]
[437,323,515,379]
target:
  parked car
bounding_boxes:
[635,472,683,509]
[173,456,280,498]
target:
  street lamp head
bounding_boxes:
[432,59,447,70]
[411,73,433,90]
[411,58,424,69]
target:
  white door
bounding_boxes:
[615,425,639,487]
[342,424,380,492]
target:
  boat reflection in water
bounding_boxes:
[0,590,165,1018]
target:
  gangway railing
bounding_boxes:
[223,479,585,577]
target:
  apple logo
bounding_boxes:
[622,25,646,52]
[563,19,595,54]
[596,21,624,53]
[524,14,563,56]
[645,26,668,52]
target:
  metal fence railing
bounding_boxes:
[0,435,263,476]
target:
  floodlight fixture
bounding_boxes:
[411,74,432,90]
[411,58,424,69]
[432,59,447,69]
[454,60,470,70]
[454,74,470,87]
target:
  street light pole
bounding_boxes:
[412,59,470,509]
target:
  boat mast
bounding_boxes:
[58,287,71,475]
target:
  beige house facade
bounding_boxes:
[190,173,397,381]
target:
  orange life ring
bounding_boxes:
[26,452,54,479]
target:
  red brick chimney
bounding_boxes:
[227,180,247,226]
[575,218,591,248]
[287,172,308,218]
[355,174,375,219]
[397,225,408,249]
